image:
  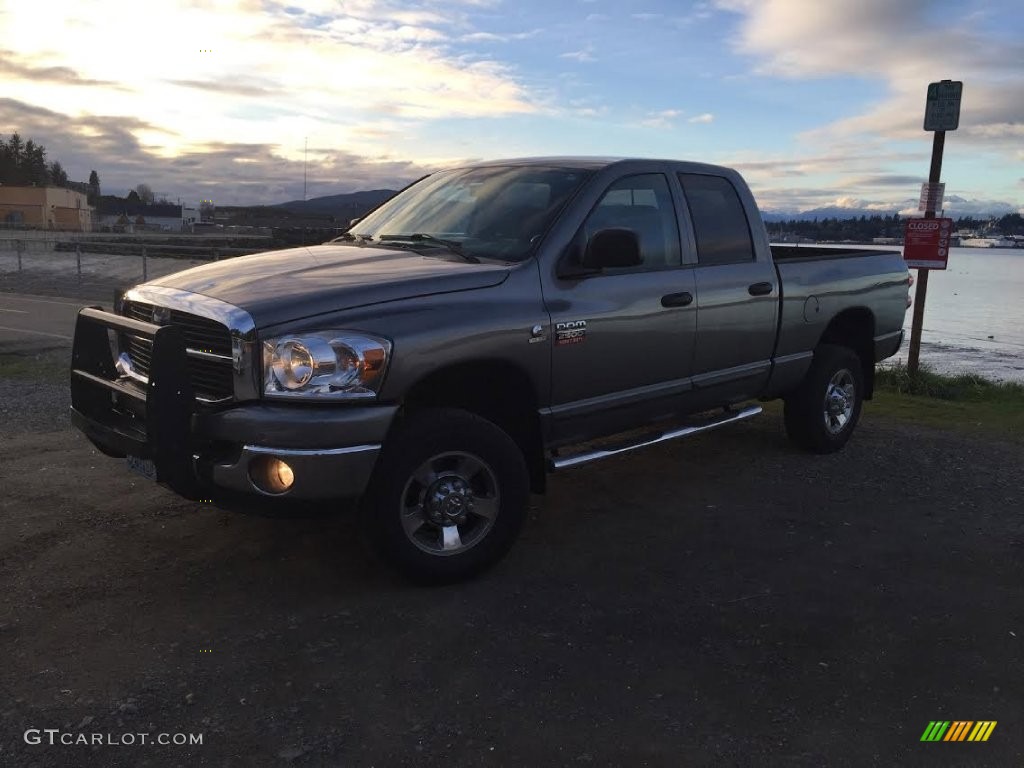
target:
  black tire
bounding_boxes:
[784,344,865,454]
[361,408,529,584]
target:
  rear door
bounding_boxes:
[542,172,697,443]
[677,172,778,401]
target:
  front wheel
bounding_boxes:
[361,408,529,583]
[784,344,864,453]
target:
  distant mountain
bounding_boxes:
[275,189,398,217]
[759,208,902,223]
[760,210,800,222]
[789,204,907,221]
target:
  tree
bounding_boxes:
[21,140,49,186]
[0,133,73,188]
[6,133,24,171]
[49,161,68,186]
[88,170,101,204]
[0,137,9,183]
[135,183,155,204]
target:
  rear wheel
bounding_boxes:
[362,408,529,583]
[784,344,864,453]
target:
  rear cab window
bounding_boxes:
[678,173,755,266]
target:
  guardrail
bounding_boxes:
[0,238,268,293]
[56,241,260,280]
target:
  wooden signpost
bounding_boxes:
[906,80,962,376]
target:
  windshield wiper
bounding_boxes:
[378,233,480,263]
[328,232,372,244]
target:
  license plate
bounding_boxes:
[126,455,157,481]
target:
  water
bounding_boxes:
[896,247,1024,382]
[813,245,1024,382]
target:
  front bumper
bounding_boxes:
[70,306,396,501]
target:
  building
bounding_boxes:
[96,198,194,232]
[0,185,93,231]
[182,205,199,230]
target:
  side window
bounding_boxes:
[582,174,681,269]
[678,173,755,266]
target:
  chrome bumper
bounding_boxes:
[209,443,382,499]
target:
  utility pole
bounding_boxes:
[906,130,943,375]
[906,80,962,376]
[303,137,308,201]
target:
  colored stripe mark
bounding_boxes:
[921,721,950,741]
[921,720,997,742]
[945,721,972,741]
[968,721,997,742]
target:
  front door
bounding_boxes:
[541,172,697,444]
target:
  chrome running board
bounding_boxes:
[548,405,763,471]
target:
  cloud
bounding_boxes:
[0,97,425,205]
[639,109,683,129]
[928,195,1021,217]
[673,3,715,26]
[688,113,715,124]
[843,174,924,188]
[747,185,846,213]
[0,1,539,150]
[727,148,928,178]
[716,0,1024,155]
[0,0,548,203]
[460,29,542,43]
[828,196,907,211]
[631,13,663,21]
[754,188,1021,218]
[560,48,596,63]
[0,49,124,88]
[166,79,285,98]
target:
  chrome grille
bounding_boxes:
[122,300,234,402]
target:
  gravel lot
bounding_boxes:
[1,344,1022,766]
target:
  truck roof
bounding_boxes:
[452,155,736,176]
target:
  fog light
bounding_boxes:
[249,456,295,495]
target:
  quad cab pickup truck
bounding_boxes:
[71,158,911,581]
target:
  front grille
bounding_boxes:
[122,300,234,402]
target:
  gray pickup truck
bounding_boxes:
[70,157,910,581]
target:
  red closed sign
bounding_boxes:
[904,217,953,269]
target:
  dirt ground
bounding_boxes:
[1,348,1022,767]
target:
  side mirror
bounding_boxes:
[582,228,641,270]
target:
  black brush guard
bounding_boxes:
[70,306,205,500]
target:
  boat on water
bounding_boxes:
[958,236,1021,248]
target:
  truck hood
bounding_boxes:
[148,244,510,327]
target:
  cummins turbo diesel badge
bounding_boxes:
[555,320,587,346]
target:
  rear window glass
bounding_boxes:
[678,174,755,266]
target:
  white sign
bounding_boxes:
[918,182,945,212]
[924,80,962,131]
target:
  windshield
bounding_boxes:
[348,165,591,262]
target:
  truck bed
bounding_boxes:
[770,245,900,262]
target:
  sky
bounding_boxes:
[2,0,1022,215]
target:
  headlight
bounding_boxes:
[262,331,391,400]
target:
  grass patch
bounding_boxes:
[0,350,68,381]
[876,362,1024,401]
[869,363,1024,441]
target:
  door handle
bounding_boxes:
[748,282,774,296]
[661,291,694,308]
